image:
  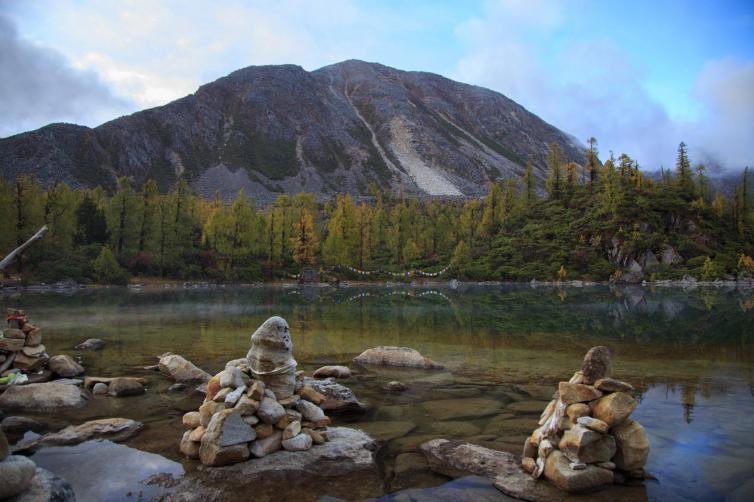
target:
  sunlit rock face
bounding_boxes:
[246,316,298,399]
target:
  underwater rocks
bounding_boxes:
[523,346,650,494]
[74,338,105,350]
[353,346,444,369]
[47,355,84,378]
[312,365,351,379]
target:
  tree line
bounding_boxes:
[0,141,752,284]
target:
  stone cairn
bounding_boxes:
[180,316,332,466]
[0,309,83,381]
[521,346,651,494]
[0,309,48,376]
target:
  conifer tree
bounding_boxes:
[546,143,563,200]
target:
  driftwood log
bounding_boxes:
[0,225,48,271]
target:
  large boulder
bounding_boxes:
[0,383,88,413]
[419,438,563,501]
[0,455,37,499]
[6,467,76,502]
[353,346,444,369]
[611,419,650,471]
[13,418,143,453]
[543,450,614,494]
[180,427,381,501]
[47,355,84,377]
[157,354,211,383]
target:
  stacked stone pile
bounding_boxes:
[0,309,84,380]
[522,346,651,494]
[180,317,333,467]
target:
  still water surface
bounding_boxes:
[5,284,754,501]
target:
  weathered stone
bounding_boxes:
[522,457,536,474]
[47,355,84,377]
[25,329,43,347]
[180,431,200,459]
[250,430,283,458]
[220,367,247,389]
[559,425,601,450]
[199,440,250,466]
[419,439,562,501]
[282,432,313,452]
[107,377,146,397]
[0,337,26,352]
[276,414,293,430]
[213,387,231,402]
[199,401,224,427]
[590,392,637,427]
[312,365,351,379]
[257,397,286,424]
[246,317,298,399]
[353,346,444,369]
[189,426,206,442]
[304,376,368,414]
[20,344,46,357]
[247,381,265,401]
[278,394,300,408]
[544,450,614,493]
[157,354,211,383]
[0,383,88,413]
[576,416,609,434]
[8,467,76,502]
[594,377,635,393]
[13,352,49,372]
[92,382,108,395]
[304,428,325,445]
[522,437,537,460]
[558,382,603,405]
[74,338,105,350]
[206,409,256,447]
[206,374,222,400]
[183,412,201,429]
[15,418,143,453]
[570,462,587,470]
[562,434,616,464]
[611,419,650,471]
[234,395,259,416]
[255,423,274,439]
[0,455,37,499]
[224,386,245,407]
[242,415,259,427]
[566,403,590,422]
[597,461,616,470]
[4,328,26,339]
[538,399,556,425]
[84,375,147,387]
[580,346,612,384]
[296,399,326,423]
[282,420,301,440]
[299,385,326,405]
[384,381,408,392]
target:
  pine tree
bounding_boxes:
[291,207,319,266]
[522,162,538,208]
[675,141,695,198]
[546,143,563,200]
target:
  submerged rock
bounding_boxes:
[107,377,146,397]
[353,346,444,369]
[313,365,352,379]
[47,355,84,378]
[74,338,105,350]
[304,377,367,414]
[0,383,88,413]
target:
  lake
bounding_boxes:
[4,283,754,501]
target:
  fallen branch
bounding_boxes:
[0,225,48,271]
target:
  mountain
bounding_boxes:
[0,60,586,201]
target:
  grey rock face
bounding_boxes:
[0,60,586,202]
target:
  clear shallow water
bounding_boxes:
[3,284,754,501]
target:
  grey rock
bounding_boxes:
[296,399,326,422]
[303,376,368,414]
[0,383,88,413]
[250,430,283,458]
[92,382,108,395]
[47,355,84,378]
[74,338,105,350]
[0,455,37,499]
[282,432,313,452]
[6,467,76,502]
[157,354,211,383]
[580,346,612,385]
[2,417,48,436]
[353,346,444,369]
[107,377,146,397]
[312,365,351,379]
[14,418,143,453]
[257,397,286,424]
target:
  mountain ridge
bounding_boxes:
[0,59,587,201]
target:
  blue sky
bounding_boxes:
[1,0,752,171]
